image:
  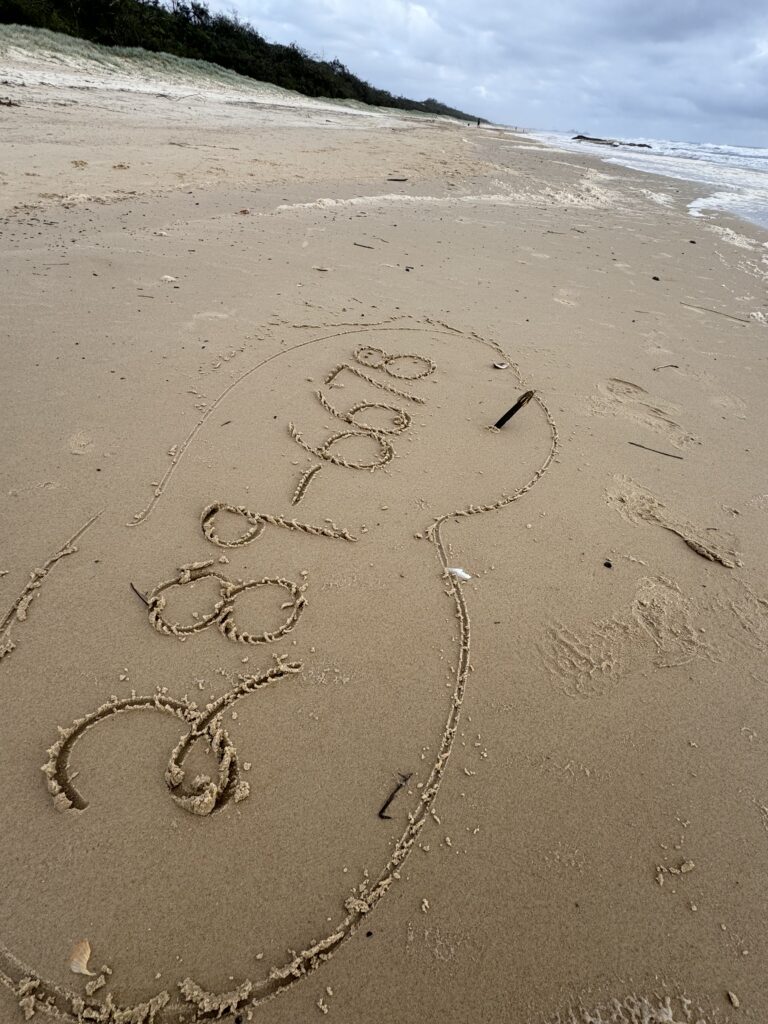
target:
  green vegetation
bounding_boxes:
[0,0,484,121]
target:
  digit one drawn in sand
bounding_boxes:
[1,320,559,1024]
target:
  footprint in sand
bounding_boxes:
[67,429,94,455]
[710,392,747,419]
[594,377,697,449]
[606,474,742,568]
[539,573,717,698]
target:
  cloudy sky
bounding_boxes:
[207,0,768,146]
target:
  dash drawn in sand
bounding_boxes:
[0,510,102,662]
[5,322,559,1023]
[606,475,743,568]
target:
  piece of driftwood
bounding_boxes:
[628,441,683,460]
[572,134,651,149]
[493,390,535,429]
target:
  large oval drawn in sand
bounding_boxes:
[0,316,557,1022]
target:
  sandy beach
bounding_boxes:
[1,29,768,1024]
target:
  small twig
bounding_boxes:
[628,441,683,460]
[353,242,375,249]
[493,390,535,430]
[378,772,412,819]
[387,177,408,182]
[680,301,750,324]
[220,420,232,426]
[130,582,149,606]
[652,364,679,371]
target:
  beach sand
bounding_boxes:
[1,30,768,1024]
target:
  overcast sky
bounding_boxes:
[206,1,768,146]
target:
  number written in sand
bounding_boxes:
[289,345,436,504]
[5,320,561,1024]
[44,506,358,819]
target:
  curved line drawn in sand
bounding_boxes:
[593,378,697,449]
[0,511,102,662]
[606,475,743,568]
[127,319,449,527]
[146,561,306,646]
[3,323,559,1023]
[540,574,718,698]
[42,656,301,817]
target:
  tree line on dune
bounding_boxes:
[1,0,485,121]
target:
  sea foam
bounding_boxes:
[530,130,768,230]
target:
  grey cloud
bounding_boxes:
[208,0,768,144]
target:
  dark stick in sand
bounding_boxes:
[378,772,412,819]
[493,390,535,429]
[130,582,149,606]
[680,301,750,324]
[628,441,684,460]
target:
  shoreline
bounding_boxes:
[524,128,768,233]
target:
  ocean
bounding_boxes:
[530,130,768,231]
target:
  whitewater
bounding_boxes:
[531,130,768,230]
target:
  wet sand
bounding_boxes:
[1,28,768,1024]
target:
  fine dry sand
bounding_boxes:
[2,27,768,1024]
